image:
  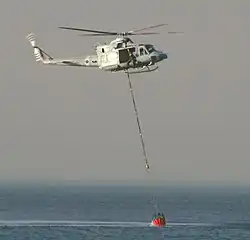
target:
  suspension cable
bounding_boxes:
[126,70,159,213]
[126,71,150,171]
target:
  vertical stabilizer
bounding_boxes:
[26,33,53,63]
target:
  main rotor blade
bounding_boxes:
[78,32,159,37]
[130,32,160,35]
[79,33,117,36]
[130,23,168,33]
[59,25,167,37]
[59,26,118,35]
[167,31,184,34]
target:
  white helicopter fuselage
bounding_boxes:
[94,38,167,72]
[95,38,133,71]
[26,34,167,73]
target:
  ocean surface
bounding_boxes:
[0,184,250,239]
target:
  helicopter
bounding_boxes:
[26,24,182,74]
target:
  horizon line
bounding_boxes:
[0,179,250,188]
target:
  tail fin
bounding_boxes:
[26,33,53,63]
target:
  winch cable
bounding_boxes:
[126,70,159,213]
[126,70,149,171]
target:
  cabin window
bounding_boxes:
[128,47,135,54]
[117,43,123,48]
[145,44,155,53]
[102,48,104,53]
[118,49,130,63]
[140,48,143,55]
[140,47,147,56]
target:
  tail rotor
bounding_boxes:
[26,33,53,63]
[26,33,44,62]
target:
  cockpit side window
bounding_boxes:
[139,48,144,55]
[139,47,148,55]
[145,45,155,53]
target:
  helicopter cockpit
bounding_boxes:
[145,44,156,53]
[138,44,156,56]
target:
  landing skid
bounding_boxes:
[111,65,158,74]
[128,65,159,74]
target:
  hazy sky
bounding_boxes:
[0,0,249,184]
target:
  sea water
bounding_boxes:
[0,184,250,239]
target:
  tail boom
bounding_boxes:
[26,33,98,67]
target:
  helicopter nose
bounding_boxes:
[161,53,168,60]
[155,52,167,61]
[150,52,168,62]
